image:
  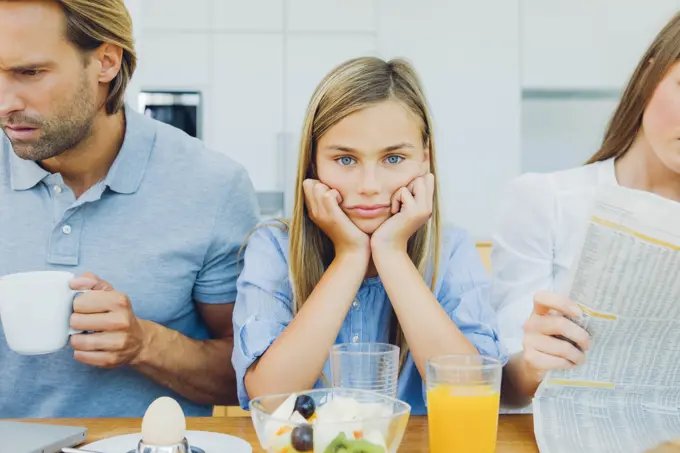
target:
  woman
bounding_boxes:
[232,57,505,414]
[494,12,680,406]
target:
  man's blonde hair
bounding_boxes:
[58,0,137,114]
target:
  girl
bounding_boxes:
[494,12,680,406]
[232,57,505,415]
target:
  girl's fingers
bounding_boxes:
[398,187,415,210]
[303,179,319,216]
[391,188,401,214]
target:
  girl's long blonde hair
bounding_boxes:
[287,57,442,368]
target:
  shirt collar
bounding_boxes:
[103,106,156,194]
[8,136,49,191]
[599,157,619,187]
[7,105,156,194]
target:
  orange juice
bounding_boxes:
[427,384,500,453]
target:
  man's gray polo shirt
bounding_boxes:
[0,108,260,417]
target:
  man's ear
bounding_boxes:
[93,43,123,84]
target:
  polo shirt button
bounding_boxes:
[62,225,72,235]
[352,334,359,343]
[53,185,62,194]
[352,300,360,309]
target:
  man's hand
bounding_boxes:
[69,272,148,368]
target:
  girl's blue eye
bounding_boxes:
[386,155,404,164]
[338,156,355,166]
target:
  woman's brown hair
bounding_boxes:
[588,12,680,164]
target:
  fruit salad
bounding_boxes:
[262,393,392,453]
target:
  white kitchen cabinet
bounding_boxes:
[286,0,376,32]
[522,95,618,173]
[141,0,211,31]
[521,0,680,89]
[207,35,284,191]
[212,0,283,31]
[136,33,212,89]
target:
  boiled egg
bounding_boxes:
[141,396,187,446]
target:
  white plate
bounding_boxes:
[82,430,252,453]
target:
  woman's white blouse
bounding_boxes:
[490,158,618,356]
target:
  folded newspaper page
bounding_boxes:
[533,185,680,453]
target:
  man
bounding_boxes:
[0,0,260,417]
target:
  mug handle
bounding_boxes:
[68,290,89,336]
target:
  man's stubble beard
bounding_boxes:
[6,73,99,161]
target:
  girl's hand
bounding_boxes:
[370,173,435,254]
[303,179,370,260]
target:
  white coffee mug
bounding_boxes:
[0,271,85,355]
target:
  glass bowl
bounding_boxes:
[249,388,411,453]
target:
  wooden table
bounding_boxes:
[29,415,538,452]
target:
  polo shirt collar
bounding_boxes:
[8,143,49,191]
[8,105,156,194]
[103,106,156,194]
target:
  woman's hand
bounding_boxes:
[303,179,370,260]
[521,291,591,382]
[370,173,435,254]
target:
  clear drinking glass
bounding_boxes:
[329,343,399,398]
[426,354,502,453]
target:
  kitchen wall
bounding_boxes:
[129,0,679,239]
[521,0,679,90]
[376,0,521,239]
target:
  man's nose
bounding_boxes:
[0,81,24,119]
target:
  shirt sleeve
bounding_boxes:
[436,229,507,364]
[192,164,260,304]
[490,173,557,355]
[231,224,294,409]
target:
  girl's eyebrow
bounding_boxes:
[323,142,415,153]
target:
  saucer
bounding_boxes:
[82,430,252,453]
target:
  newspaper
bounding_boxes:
[533,185,680,453]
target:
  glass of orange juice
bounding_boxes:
[426,354,502,453]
